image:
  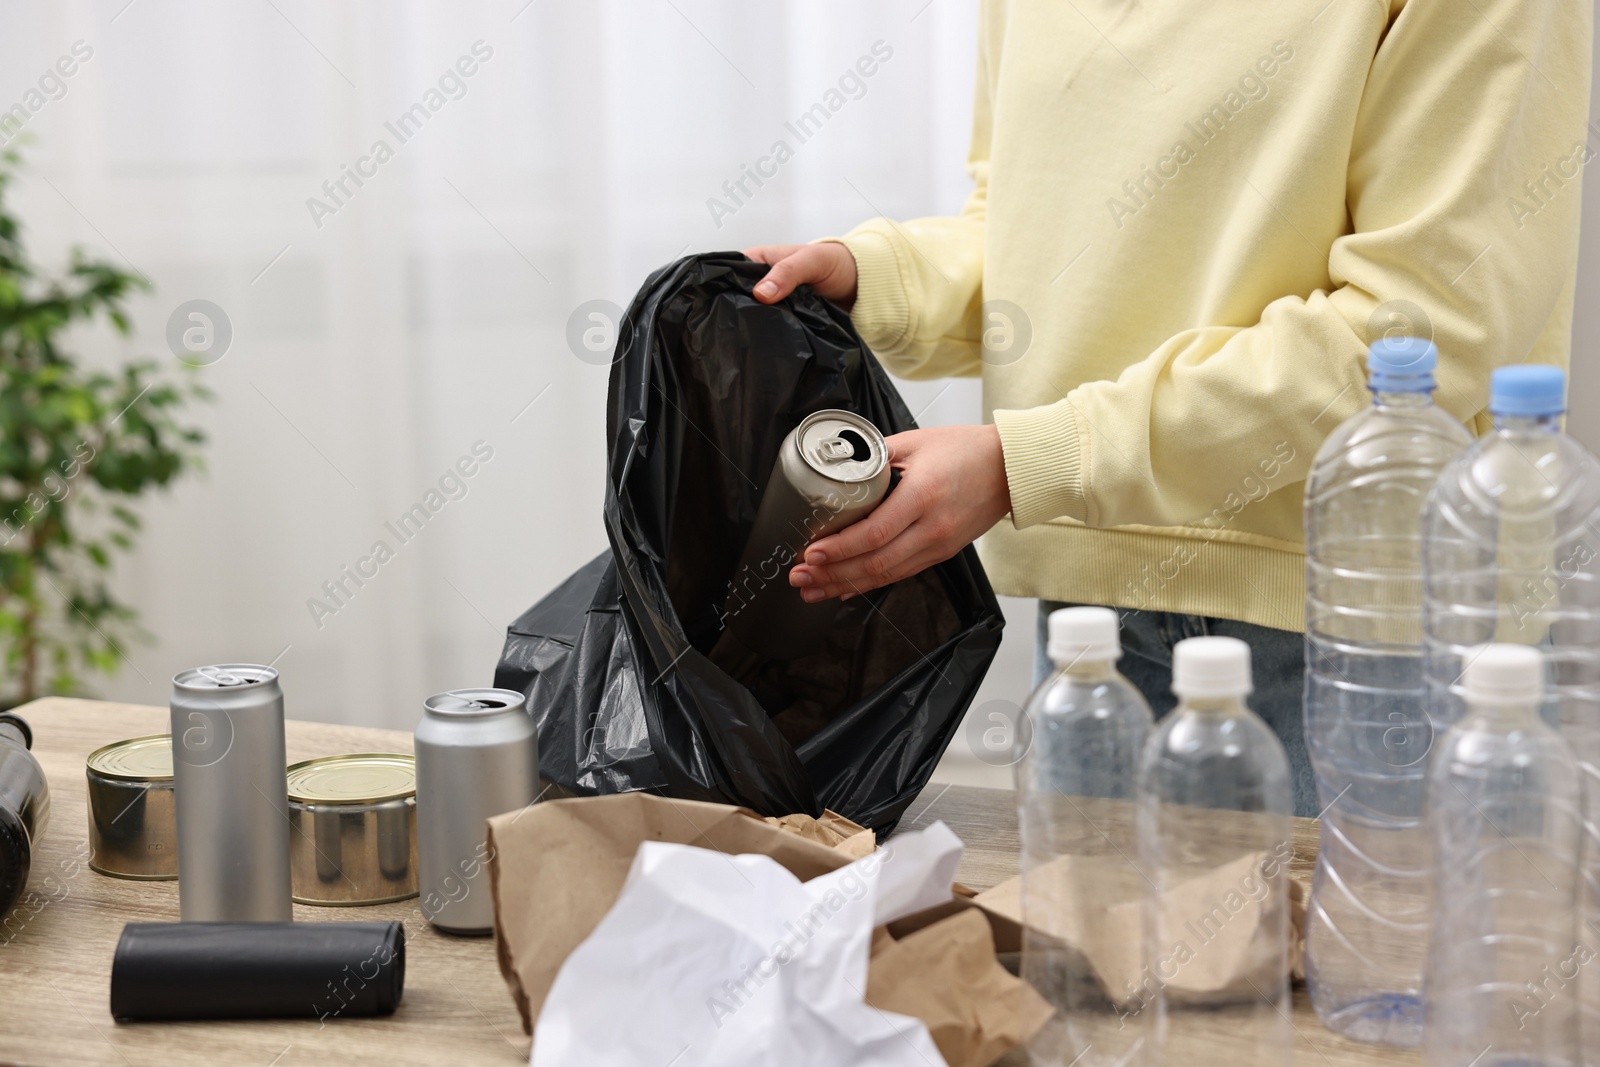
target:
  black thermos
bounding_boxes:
[0,712,50,920]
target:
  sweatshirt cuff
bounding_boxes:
[993,399,1089,528]
[819,231,909,352]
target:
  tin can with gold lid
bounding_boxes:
[287,753,417,906]
[86,734,178,880]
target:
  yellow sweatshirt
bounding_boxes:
[831,0,1592,632]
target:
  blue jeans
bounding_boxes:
[1036,601,1315,818]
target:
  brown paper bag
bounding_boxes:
[866,908,1053,1067]
[975,848,1306,1006]
[886,883,1023,954]
[486,793,854,1031]
[487,793,1048,1065]
[764,809,878,859]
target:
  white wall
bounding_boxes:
[0,1,1592,784]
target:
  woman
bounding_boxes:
[745,0,1590,815]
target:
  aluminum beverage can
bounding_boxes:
[170,664,292,922]
[414,688,538,934]
[721,409,891,659]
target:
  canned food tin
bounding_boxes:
[86,735,177,880]
[287,754,417,906]
[721,408,891,659]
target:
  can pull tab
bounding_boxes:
[815,428,873,465]
[198,665,246,687]
[817,437,855,463]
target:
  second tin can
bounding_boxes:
[287,754,417,906]
[414,689,538,934]
[86,734,177,880]
[722,409,891,659]
[171,664,292,922]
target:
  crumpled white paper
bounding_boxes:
[530,820,964,1067]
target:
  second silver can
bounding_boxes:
[170,663,292,922]
[721,409,891,660]
[414,688,538,934]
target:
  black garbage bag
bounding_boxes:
[494,252,1003,833]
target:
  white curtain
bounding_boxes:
[1,0,1022,731]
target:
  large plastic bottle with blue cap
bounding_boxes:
[1423,362,1600,1051]
[1302,336,1471,1044]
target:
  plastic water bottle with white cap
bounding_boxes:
[1137,635,1292,1065]
[1015,607,1153,1066]
[1302,336,1471,1044]
[1423,364,1600,1049]
[1424,643,1582,1066]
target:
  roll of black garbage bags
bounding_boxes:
[110,921,405,1021]
[494,252,1004,833]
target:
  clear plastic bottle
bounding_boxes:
[1423,364,1600,1051]
[1016,607,1154,1067]
[1302,337,1471,1044]
[1424,643,1582,1066]
[1137,636,1293,1066]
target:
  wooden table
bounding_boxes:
[3,697,528,1067]
[1,697,1417,1065]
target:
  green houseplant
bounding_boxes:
[0,145,207,705]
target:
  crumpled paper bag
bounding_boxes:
[975,848,1305,1006]
[487,794,871,1030]
[764,809,877,859]
[867,907,1050,1067]
[530,822,961,1066]
[487,793,1049,1067]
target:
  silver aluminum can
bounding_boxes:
[722,409,891,659]
[287,753,417,906]
[415,688,538,934]
[86,734,177,880]
[170,664,292,922]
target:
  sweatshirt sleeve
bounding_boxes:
[994,0,1590,531]
[821,13,994,381]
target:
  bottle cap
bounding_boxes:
[1047,607,1121,665]
[1367,337,1437,393]
[0,712,32,750]
[1489,365,1565,417]
[1462,644,1544,706]
[1172,636,1252,699]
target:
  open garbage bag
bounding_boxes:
[495,253,1003,832]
